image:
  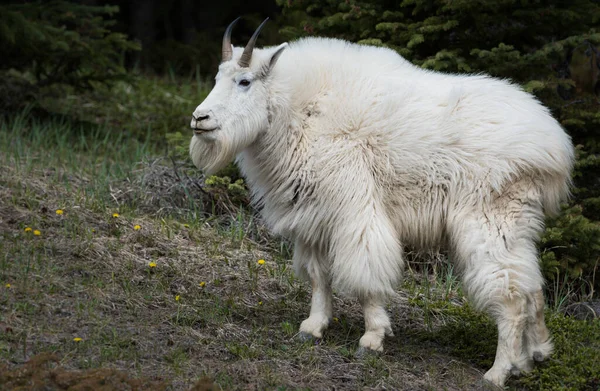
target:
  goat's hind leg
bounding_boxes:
[451,208,545,386]
[295,240,333,340]
[460,255,535,387]
[486,287,531,381]
[524,289,553,363]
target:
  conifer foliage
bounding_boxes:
[279,0,600,296]
[0,1,139,112]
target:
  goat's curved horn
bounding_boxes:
[222,17,240,63]
[238,17,269,68]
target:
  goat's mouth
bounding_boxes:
[193,127,218,135]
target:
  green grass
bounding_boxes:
[0,100,599,390]
[38,69,211,145]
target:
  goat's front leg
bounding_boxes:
[295,241,332,339]
[357,294,393,353]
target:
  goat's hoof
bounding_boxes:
[297,331,317,342]
[516,359,534,374]
[358,332,385,352]
[355,346,380,359]
[510,365,521,377]
[529,339,553,362]
[483,367,508,389]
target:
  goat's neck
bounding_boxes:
[238,100,308,210]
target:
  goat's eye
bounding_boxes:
[238,79,251,87]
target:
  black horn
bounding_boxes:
[238,17,269,68]
[222,17,240,63]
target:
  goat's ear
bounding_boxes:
[261,42,288,77]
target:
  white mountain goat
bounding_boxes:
[189,18,574,387]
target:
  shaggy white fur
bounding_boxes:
[190,34,574,387]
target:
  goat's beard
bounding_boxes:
[189,127,256,175]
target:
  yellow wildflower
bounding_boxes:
[257,259,265,265]
[73,337,82,342]
[56,209,64,215]
[258,301,263,306]
[333,317,339,322]
[5,283,11,288]
[112,213,119,218]
[175,295,180,301]
[134,224,141,231]
[149,262,157,268]
[24,227,32,233]
[199,281,206,288]
[33,230,41,236]
[183,224,190,228]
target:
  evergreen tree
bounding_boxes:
[0,1,140,113]
[279,0,600,296]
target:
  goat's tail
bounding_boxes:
[541,173,573,217]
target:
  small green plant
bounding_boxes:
[540,205,600,301]
[280,321,295,337]
[205,175,248,204]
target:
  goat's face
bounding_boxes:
[189,18,286,174]
[191,60,270,142]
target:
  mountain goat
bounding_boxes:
[189,18,574,387]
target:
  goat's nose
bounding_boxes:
[191,109,218,133]
[193,113,210,121]
[192,109,211,122]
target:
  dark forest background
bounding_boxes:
[78,0,283,74]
